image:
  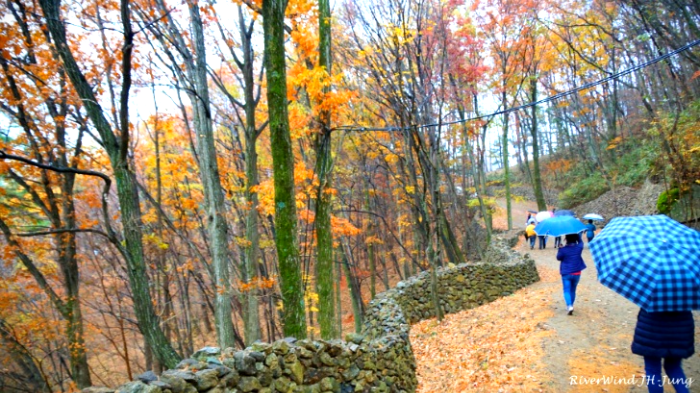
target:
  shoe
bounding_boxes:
[567,306,574,315]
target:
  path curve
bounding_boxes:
[411,199,700,392]
[503,199,700,392]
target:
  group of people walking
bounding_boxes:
[533,210,696,393]
[523,210,597,251]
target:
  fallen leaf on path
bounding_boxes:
[567,347,641,393]
[411,280,555,392]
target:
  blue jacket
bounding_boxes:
[556,242,586,275]
[585,223,596,238]
[631,309,695,359]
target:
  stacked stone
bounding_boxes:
[481,236,528,265]
[85,337,415,393]
[85,237,538,393]
[360,293,417,392]
[392,256,539,325]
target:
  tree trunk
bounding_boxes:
[262,0,307,339]
[529,79,547,211]
[58,162,91,387]
[314,129,335,338]
[427,147,444,322]
[502,89,513,230]
[365,188,376,299]
[336,250,343,337]
[114,168,181,367]
[243,139,262,346]
[456,92,492,248]
[0,318,51,392]
[237,4,263,346]
[340,243,363,334]
[313,0,336,339]
[439,208,465,264]
[186,0,236,350]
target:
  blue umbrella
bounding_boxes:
[554,209,576,217]
[534,216,587,237]
[590,215,700,312]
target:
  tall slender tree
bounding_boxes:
[263,0,307,338]
[185,0,237,350]
[314,0,336,339]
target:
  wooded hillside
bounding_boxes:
[0,0,698,390]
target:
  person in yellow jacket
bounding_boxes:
[525,221,537,250]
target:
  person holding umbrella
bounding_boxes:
[556,233,586,315]
[584,219,597,242]
[535,211,552,249]
[554,209,576,248]
[525,220,536,250]
[552,208,561,248]
[590,215,700,392]
[631,310,694,392]
[534,216,588,314]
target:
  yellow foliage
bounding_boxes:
[365,236,384,246]
[606,136,622,150]
[235,237,253,248]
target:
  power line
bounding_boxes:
[332,38,700,133]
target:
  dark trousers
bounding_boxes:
[538,236,546,249]
[643,356,689,393]
[554,236,562,248]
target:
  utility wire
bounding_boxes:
[332,38,700,133]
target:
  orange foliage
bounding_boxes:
[545,158,572,175]
[238,276,278,292]
[331,216,362,238]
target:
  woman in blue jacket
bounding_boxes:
[556,234,586,315]
[584,219,597,242]
[632,309,694,393]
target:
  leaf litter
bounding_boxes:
[410,256,670,393]
[410,268,556,392]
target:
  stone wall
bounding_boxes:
[391,254,539,325]
[86,239,539,393]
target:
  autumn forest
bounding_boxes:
[1,0,699,391]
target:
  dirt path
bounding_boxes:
[501,200,700,392]
[411,200,700,392]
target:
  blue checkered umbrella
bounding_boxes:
[590,215,700,312]
[534,216,587,237]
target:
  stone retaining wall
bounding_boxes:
[86,239,539,393]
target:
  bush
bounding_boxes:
[558,172,610,209]
[657,187,680,214]
[485,176,504,186]
[611,139,658,187]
